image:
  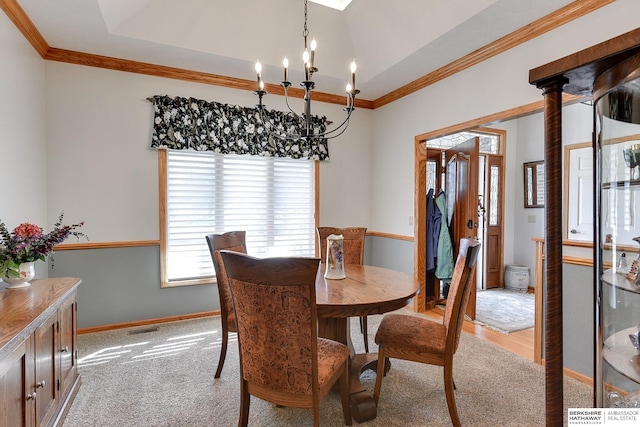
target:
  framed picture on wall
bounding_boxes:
[523,160,545,208]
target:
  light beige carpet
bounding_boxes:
[62,309,592,426]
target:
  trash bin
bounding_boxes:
[504,264,530,292]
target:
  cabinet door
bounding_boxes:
[58,293,77,397]
[34,313,58,427]
[0,336,34,427]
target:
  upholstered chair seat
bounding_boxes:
[374,314,447,356]
[317,338,351,389]
[373,238,481,427]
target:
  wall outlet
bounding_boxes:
[409,215,414,226]
[527,214,536,223]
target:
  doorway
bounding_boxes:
[414,128,506,319]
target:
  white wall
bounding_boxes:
[369,0,640,238]
[509,103,593,284]
[2,0,637,317]
[367,0,638,289]
[44,62,373,242]
[0,12,48,277]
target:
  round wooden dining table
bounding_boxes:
[315,263,420,423]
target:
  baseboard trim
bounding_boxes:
[564,367,594,387]
[78,311,219,334]
[539,358,594,386]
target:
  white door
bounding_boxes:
[566,144,593,242]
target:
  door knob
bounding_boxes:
[570,229,578,234]
[467,219,473,229]
[26,392,36,401]
[36,380,45,388]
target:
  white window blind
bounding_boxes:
[166,150,316,283]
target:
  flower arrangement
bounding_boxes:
[0,212,86,279]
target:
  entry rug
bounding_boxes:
[474,288,535,334]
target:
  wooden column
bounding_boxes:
[537,77,567,427]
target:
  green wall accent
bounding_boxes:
[50,237,415,329]
[563,263,595,378]
[49,246,217,329]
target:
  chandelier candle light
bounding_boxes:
[253,0,358,140]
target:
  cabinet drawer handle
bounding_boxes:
[26,392,36,401]
[61,346,70,353]
[36,380,46,388]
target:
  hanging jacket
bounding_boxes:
[426,188,440,272]
[434,190,454,281]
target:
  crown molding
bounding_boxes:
[1,0,613,110]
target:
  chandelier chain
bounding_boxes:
[303,0,309,48]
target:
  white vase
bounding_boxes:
[324,234,346,279]
[2,262,36,289]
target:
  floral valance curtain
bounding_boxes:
[149,95,329,160]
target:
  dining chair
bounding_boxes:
[205,231,247,379]
[316,226,370,352]
[219,251,352,427]
[372,237,481,427]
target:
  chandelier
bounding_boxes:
[253,0,358,141]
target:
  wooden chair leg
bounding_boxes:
[239,380,251,427]
[215,326,228,378]
[313,400,320,427]
[373,347,387,405]
[359,316,369,353]
[340,359,353,426]
[444,363,461,427]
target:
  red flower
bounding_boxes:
[1,213,87,279]
[13,223,43,239]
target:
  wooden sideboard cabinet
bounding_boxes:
[0,277,82,427]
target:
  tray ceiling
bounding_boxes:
[17,0,575,99]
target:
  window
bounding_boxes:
[159,150,317,287]
[426,131,501,154]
